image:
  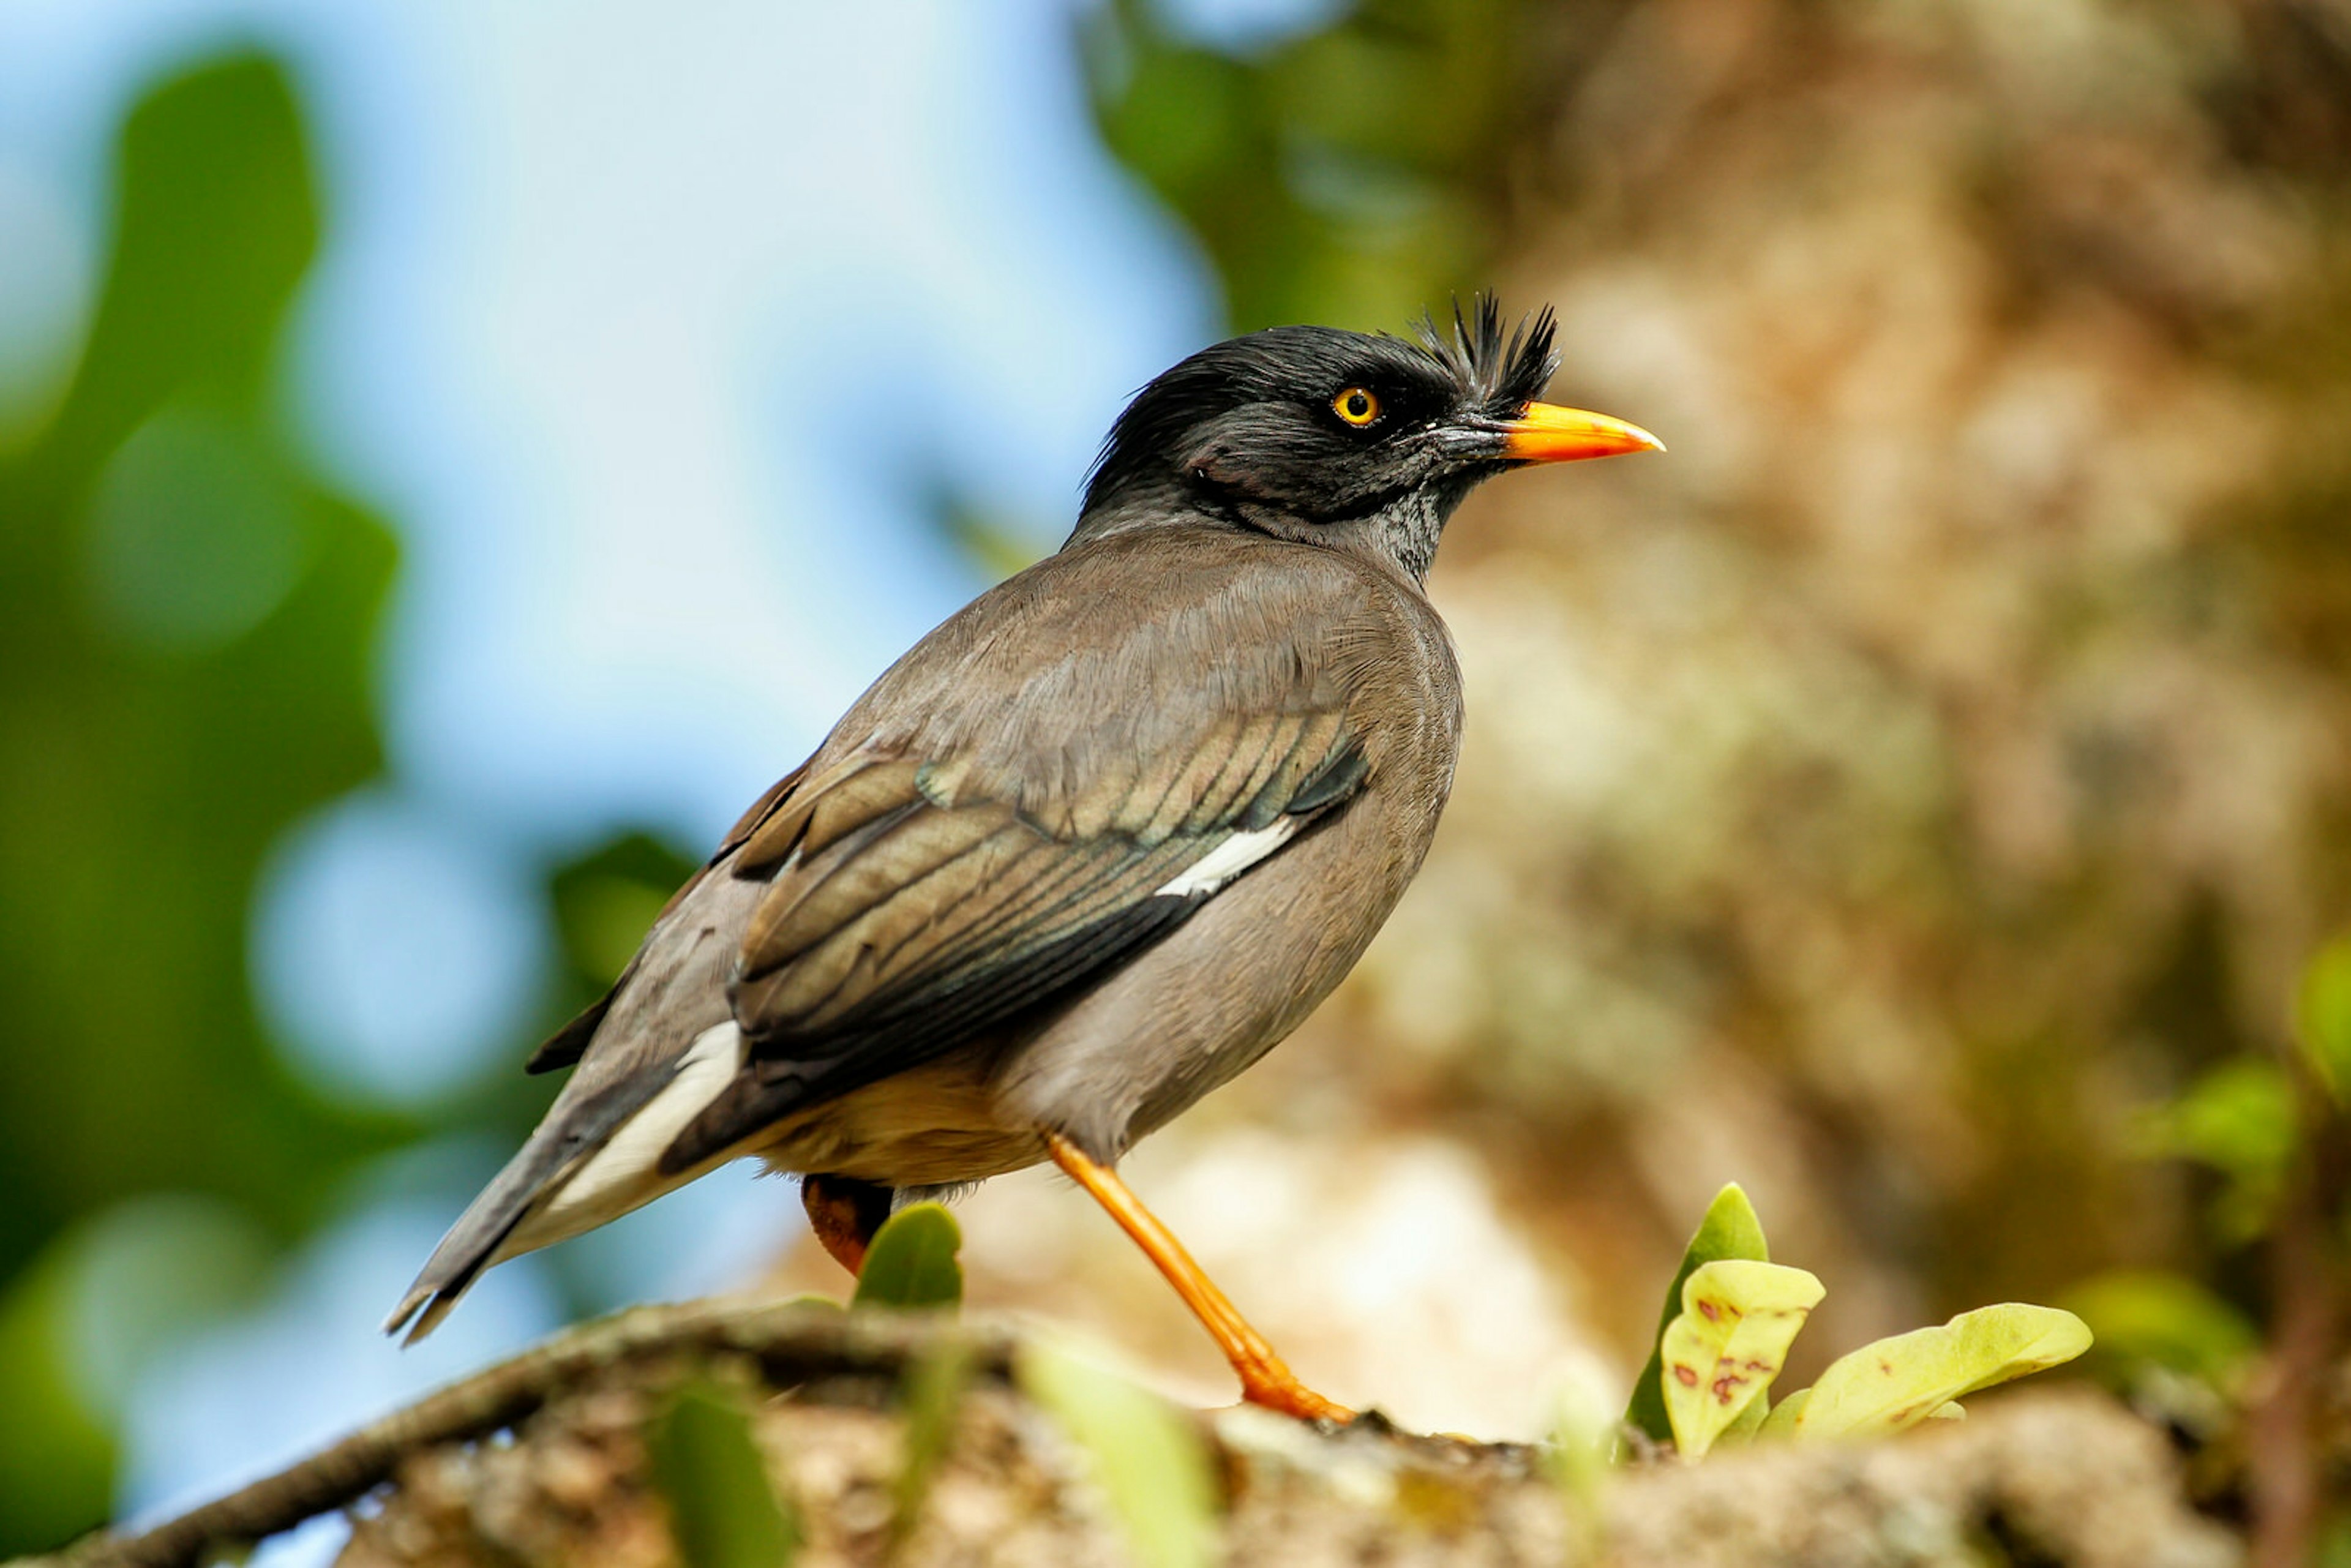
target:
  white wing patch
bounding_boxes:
[1153,819,1302,899]
[521,1021,746,1245]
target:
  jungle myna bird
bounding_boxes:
[386,299,1660,1420]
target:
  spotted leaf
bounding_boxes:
[1660,1259,1824,1459]
[1762,1303,2091,1440]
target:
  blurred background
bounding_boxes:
[2,0,2348,1558]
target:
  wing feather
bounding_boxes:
[657,710,1369,1174]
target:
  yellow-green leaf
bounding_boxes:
[1758,1387,1809,1436]
[1625,1184,1769,1445]
[1770,1304,2092,1439]
[1018,1341,1216,1568]
[852,1202,963,1312]
[1659,1259,1823,1458]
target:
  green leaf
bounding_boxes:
[645,1379,800,1568]
[852,1202,964,1312]
[889,1340,976,1552]
[1659,1259,1824,1458]
[2297,932,2351,1105]
[1018,1341,1217,1568]
[1766,1304,2092,1439]
[1625,1184,1769,1445]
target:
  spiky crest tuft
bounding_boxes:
[1414,293,1559,417]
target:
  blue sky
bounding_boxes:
[0,0,1341,1550]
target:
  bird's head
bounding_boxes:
[1073,297,1662,580]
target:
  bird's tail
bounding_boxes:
[381,1131,571,1343]
[383,1021,747,1342]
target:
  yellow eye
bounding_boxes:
[1332,386,1381,426]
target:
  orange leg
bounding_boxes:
[803,1173,893,1277]
[1046,1133,1352,1424]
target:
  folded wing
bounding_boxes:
[659,707,1368,1172]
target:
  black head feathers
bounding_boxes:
[1081,294,1562,522]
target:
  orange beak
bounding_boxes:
[1501,401,1665,463]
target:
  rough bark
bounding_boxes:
[26,1300,2241,1568]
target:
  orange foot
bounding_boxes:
[1044,1132,1355,1425]
[1239,1367,1355,1424]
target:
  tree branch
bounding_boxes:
[36,1301,1013,1568]
[18,1299,2244,1568]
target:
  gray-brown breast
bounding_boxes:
[983,533,1466,1159]
[656,525,1463,1179]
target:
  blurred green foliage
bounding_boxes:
[0,55,410,1548]
[2297,933,2351,1105]
[887,1339,977,1553]
[0,54,698,1550]
[0,56,405,1275]
[646,1379,801,1568]
[1018,1340,1217,1568]
[2061,1271,2257,1393]
[549,832,704,1016]
[2133,1059,2301,1247]
[1086,0,1534,331]
[2067,932,2351,1408]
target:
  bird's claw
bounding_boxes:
[1239,1371,1355,1425]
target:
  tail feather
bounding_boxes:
[384,1021,748,1342]
[383,1133,574,1341]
